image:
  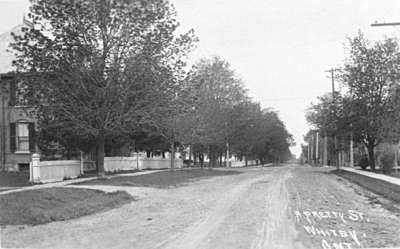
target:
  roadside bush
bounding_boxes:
[380,151,395,175]
[359,156,369,170]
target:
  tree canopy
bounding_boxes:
[305,32,400,169]
[10,1,294,171]
[11,0,197,175]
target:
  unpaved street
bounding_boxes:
[2,165,400,249]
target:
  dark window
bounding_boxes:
[18,163,30,171]
[9,82,16,106]
[10,122,35,153]
[9,81,29,106]
[16,81,29,106]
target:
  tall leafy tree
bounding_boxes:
[340,33,400,169]
[185,57,248,167]
[10,0,197,175]
[184,56,293,166]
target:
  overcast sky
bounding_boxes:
[1,0,400,156]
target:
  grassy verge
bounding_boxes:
[0,188,134,226]
[83,169,142,177]
[76,169,241,188]
[0,171,32,188]
[333,170,400,204]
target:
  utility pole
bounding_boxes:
[311,132,314,165]
[316,131,319,164]
[350,130,354,167]
[323,133,328,166]
[225,122,230,167]
[326,68,340,169]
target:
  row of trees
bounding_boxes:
[11,0,293,175]
[305,32,400,169]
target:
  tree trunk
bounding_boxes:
[97,135,105,177]
[208,146,212,169]
[211,151,215,169]
[188,144,192,167]
[245,157,248,167]
[226,142,230,168]
[200,153,204,169]
[170,142,175,170]
[367,145,376,170]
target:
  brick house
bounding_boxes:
[0,73,37,171]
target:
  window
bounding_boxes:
[9,81,29,106]
[10,122,35,153]
[17,123,29,152]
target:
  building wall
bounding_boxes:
[0,74,36,171]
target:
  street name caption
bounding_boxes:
[295,210,369,249]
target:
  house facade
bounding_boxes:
[0,73,37,171]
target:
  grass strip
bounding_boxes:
[333,170,400,204]
[0,187,134,226]
[0,172,32,187]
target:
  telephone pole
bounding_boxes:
[316,131,319,164]
[311,132,314,165]
[326,68,340,169]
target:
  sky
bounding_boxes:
[1,0,400,157]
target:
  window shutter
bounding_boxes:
[9,82,16,106]
[10,123,16,152]
[29,123,36,152]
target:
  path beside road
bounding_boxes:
[341,166,400,186]
[0,170,165,196]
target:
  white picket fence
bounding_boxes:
[29,153,184,183]
[104,157,183,172]
[141,158,183,170]
[104,157,142,172]
[30,154,81,183]
[230,160,258,168]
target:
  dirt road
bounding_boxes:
[2,165,400,249]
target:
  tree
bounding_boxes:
[306,93,349,166]
[185,57,248,167]
[255,110,293,164]
[10,0,197,175]
[340,33,400,169]
[228,101,263,163]
[183,56,293,167]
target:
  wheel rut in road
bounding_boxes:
[251,168,306,249]
[161,172,271,249]
[161,167,304,249]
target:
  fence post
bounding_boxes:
[80,151,84,175]
[30,153,40,183]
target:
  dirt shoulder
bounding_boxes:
[288,166,400,249]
